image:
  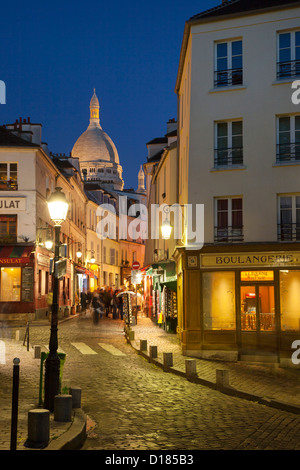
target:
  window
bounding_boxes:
[277,115,300,162]
[0,163,18,190]
[215,197,243,242]
[214,40,243,87]
[280,270,300,331]
[103,247,107,264]
[0,267,21,301]
[278,195,300,241]
[0,215,17,241]
[277,31,300,79]
[110,248,115,265]
[215,120,243,166]
[203,271,236,330]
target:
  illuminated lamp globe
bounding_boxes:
[47,187,69,226]
[161,219,172,239]
[45,240,53,250]
[76,250,82,258]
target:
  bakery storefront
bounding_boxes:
[175,246,300,365]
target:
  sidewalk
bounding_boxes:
[128,316,300,414]
[0,315,86,451]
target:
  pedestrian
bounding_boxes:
[112,291,118,319]
[103,287,111,317]
[80,289,87,314]
[92,291,101,325]
[118,293,124,320]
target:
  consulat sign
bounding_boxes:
[0,197,26,211]
[201,252,300,268]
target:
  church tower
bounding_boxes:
[72,90,124,191]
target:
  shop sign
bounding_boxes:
[0,257,29,264]
[0,197,26,211]
[241,271,274,282]
[201,252,300,268]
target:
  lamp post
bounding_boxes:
[44,187,69,411]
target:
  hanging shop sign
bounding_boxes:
[201,252,300,268]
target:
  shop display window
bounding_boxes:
[202,271,236,330]
[280,270,300,331]
[0,267,21,301]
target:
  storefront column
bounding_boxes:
[174,248,202,356]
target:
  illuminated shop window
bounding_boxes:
[280,270,300,331]
[202,271,236,330]
[0,267,21,301]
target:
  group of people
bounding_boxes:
[80,287,124,325]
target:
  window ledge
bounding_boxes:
[272,78,300,86]
[273,161,300,167]
[209,85,247,94]
[211,165,246,172]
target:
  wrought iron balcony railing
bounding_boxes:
[214,226,244,243]
[276,143,300,163]
[277,60,300,80]
[278,223,300,242]
[214,68,243,87]
[214,147,243,167]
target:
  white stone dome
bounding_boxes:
[72,90,120,164]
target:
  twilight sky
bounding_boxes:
[0,0,219,189]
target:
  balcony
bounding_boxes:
[277,60,300,80]
[214,68,243,87]
[214,147,243,167]
[278,223,300,242]
[214,226,244,243]
[276,143,300,163]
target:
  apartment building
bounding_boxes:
[174,0,300,364]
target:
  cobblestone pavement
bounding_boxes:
[1,314,300,451]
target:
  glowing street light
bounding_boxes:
[44,187,69,411]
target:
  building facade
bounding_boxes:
[173,0,300,365]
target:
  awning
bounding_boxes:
[0,245,34,264]
[160,280,177,292]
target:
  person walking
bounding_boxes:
[92,291,101,325]
[80,289,87,315]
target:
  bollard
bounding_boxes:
[149,345,158,360]
[185,359,197,379]
[140,339,147,352]
[10,358,20,450]
[54,395,73,422]
[33,345,41,359]
[15,330,20,341]
[26,409,50,448]
[70,387,82,408]
[216,369,229,388]
[163,352,173,371]
[129,330,135,341]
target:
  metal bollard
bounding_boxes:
[10,358,20,450]
[33,345,41,359]
[163,352,173,370]
[185,359,197,379]
[149,345,158,360]
[140,340,147,352]
[216,369,229,388]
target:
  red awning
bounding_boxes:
[0,245,34,263]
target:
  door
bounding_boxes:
[240,284,277,355]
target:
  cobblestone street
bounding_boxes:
[14,315,300,451]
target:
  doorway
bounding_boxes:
[239,283,277,355]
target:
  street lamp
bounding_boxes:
[44,187,69,411]
[161,218,172,240]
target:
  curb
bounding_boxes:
[46,408,87,450]
[126,331,300,416]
